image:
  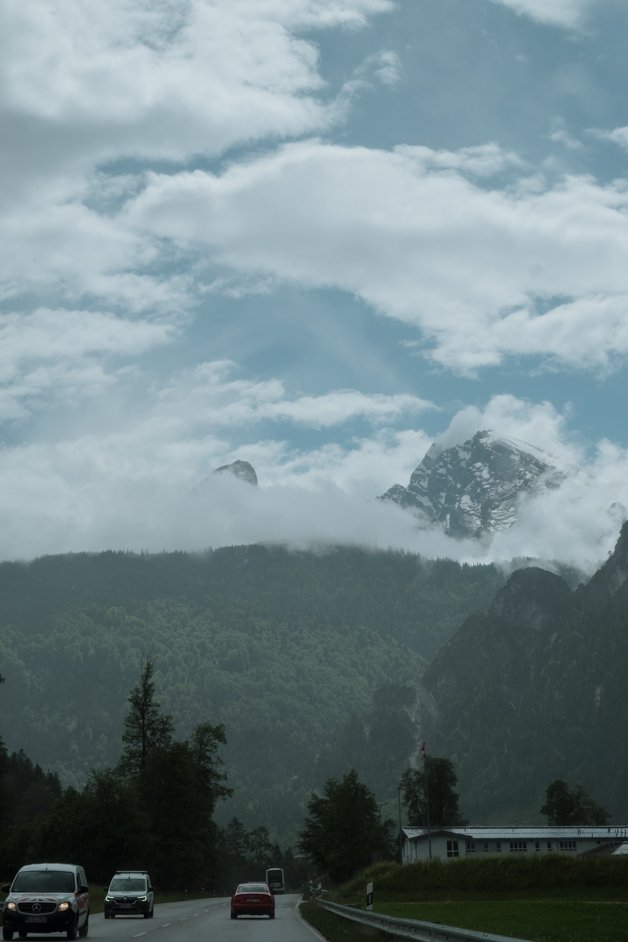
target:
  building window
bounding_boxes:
[484,842,489,853]
[509,841,528,853]
[447,841,459,858]
[535,841,541,852]
[495,841,501,852]
[559,840,577,852]
[466,840,476,853]
[547,842,552,851]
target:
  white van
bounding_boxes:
[1,862,89,940]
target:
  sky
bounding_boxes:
[2,0,628,573]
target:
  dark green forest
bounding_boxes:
[0,544,507,845]
[0,664,307,891]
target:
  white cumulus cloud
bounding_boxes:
[123,140,628,374]
[488,0,598,30]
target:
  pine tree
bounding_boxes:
[119,658,174,780]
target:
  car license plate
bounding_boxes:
[26,916,47,923]
[246,896,260,902]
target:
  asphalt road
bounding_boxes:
[34,893,325,942]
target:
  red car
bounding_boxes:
[230,882,275,919]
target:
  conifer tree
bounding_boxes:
[119,658,174,779]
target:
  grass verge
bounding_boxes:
[377,898,628,942]
[299,900,392,942]
[298,856,628,942]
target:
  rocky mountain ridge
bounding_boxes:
[213,459,258,486]
[214,430,564,541]
[419,520,628,822]
[380,429,562,538]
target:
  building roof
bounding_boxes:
[401,826,628,841]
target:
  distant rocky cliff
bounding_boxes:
[213,460,258,486]
[380,430,562,538]
[419,521,628,822]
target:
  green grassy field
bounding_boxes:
[299,856,628,942]
[377,898,628,942]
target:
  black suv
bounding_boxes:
[103,871,154,919]
[1,862,89,940]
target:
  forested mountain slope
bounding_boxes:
[0,544,505,844]
[421,522,628,824]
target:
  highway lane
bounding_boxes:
[54,893,325,942]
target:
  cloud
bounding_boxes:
[429,397,627,574]
[489,443,628,573]
[597,126,628,152]
[0,421,623,574]
[0,0,400,322]
[153,360,433,431]
[0,379,624,575]
[0,0,392,202]
[1,0,627,580]
[0,196,192,314]
[5,2,627,381]
[549,119,584,151]
[0,0,398,331]
[0,375,436,560]
[395,143,525,177]
[123,140,628,375]
[0,309,175,421]
[437,396,581,466]
[348,49,403,90]
[488,0,597,30]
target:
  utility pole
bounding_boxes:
[421,741,432,861]
[397,786,402,862]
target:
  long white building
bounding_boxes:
[400,826,628,863]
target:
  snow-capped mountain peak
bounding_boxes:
[380,430,562,538]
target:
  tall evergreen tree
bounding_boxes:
[190,722,231,810]
[3,750,63,823]
[0,734,7,835]
[247,825,273,870]
[401,755,466,828]
[0,670,7,832]
[116,665,231,887]
[223,817,249,861]
[78,768,150,877]
[119,658,174,780]
[219,817,250,888]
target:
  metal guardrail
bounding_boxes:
[315,898,533,942]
